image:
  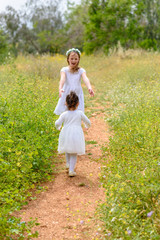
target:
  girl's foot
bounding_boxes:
[69,171,76,177]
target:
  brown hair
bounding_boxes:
[66,91,79,110]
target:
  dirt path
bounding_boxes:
[18,112,109,240]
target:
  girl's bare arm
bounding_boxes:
[59,72,66,97]
[81,72,94,96]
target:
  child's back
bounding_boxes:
[55,91,91,177]
[55,110,90,155]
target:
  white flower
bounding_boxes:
[66,48,81,56]
[110,207,115,212]
[111,217,116,222]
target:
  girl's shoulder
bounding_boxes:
[59,110,68,118]
[79,67,86,74]
[76,110,85,116]
[60,66,69,73]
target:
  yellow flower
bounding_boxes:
[115,174,121,178]
[16,151,21,156]
[119,188,124,192]
[137,200,141,205]
[17,162,21,167]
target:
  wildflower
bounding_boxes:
[127,230,132,235]
[110,207,115,212]
[115,174,121,178]
[107,232,112,236]
[147,211,154,217]
[80,220,84,224]
[111,217,116,222]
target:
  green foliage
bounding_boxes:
[1,6,20,57]
[56,0,89,53]
[0,57,60,238]
[0,0,63,55]
[0,30,9,64]
[1,0,160,55]
[84,0,160,54]
[139,39,158,51]
[99,56,160,239]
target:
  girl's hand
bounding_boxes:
[88,88,94,97]
[59,89,64,98]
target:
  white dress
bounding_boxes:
[55,110,91,155]
[54,67,86,115]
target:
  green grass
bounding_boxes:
[1,52,160,239]
[86,52,160,239]
[0,56,65,239]
[86,140,98,145]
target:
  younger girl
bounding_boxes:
[55,91,91,177]
[54,48,94,115]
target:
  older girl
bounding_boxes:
[54,48,94,115]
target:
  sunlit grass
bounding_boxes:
[1,52,160,239]
[0,55,63,238]
[87,52,160,239]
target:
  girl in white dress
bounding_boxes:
[55,91,91,177]
[54,48,94,115]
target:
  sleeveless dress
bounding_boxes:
[54,67,86,115]
[55,110,91,155]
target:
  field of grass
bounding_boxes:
[82,52,160,239]
[0,55,65,239]
[0,52,160,239]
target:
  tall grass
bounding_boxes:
[0,55,65,239]
[1,52,160,239]
[86,52,160,239]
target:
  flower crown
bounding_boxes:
[66,48,81,56]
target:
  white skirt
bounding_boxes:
[54,92,84,115]
[58,126,85,155]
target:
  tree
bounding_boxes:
[20,0,63,54]
[84,0,160,53]
[1,6,21,56]
[0,29,9,63]
[0,0,64,54]
[139,0,160,50]
[60,0,89,52]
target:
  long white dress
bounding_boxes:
[55,110,91,155]
[54,67,86,115]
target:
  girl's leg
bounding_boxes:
[65,153,70,169]
[69,154,77,173]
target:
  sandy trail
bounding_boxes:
[18,112,109,240]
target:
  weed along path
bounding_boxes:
[18,111,109,240]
